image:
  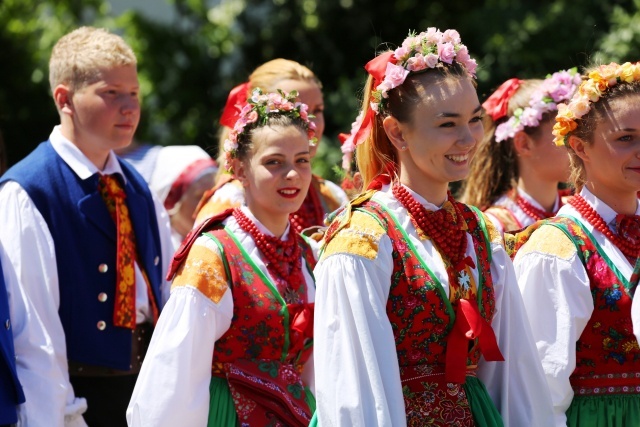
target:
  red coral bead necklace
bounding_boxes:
[515,193,561,221]
[232,208,302,284]
[568,195,640,259]
[392,183,467,267]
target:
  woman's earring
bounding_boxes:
[400,146,407,151]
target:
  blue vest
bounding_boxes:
[0,141,164,371]
[0,261,25,424]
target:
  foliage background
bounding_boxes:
[1,0,639,180]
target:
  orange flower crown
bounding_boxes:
[553,62,640,146]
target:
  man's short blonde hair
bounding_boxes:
[49,26,137,92]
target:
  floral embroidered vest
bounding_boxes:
[353,199,497,427]
[204,222,317,427]
[548,216,640,397]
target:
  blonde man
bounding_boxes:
[0,27,174,426]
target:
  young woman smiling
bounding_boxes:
[514,62,640,427]
[127,89,318,427]
[312,28,553,427]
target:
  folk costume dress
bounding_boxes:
[313,183,554,427]
[195,174,348,232]
[127,206,317,427]
[484,187,566,235]
[514,187,640,427]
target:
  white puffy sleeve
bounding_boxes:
[477,238,556,427]
[127,234,234,427]
[313,215,405,427]
[513,224,592,427]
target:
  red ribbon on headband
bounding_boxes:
[482,78,522,121]
[352,51,397,148]
[219,82,252,128]
[164,158,218,211]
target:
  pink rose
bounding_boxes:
[424,53,439,68]
[494,123,511,142]
[519,107,542,127]
[381,62,410,90]
[223,138,237,153]
[376,80,393,96]
[268,92,282,104]
[240,104,253,115]
[437,42,456,64]
[406,53,427,71]
[422,27,441,45]
[455,45,470,63]
[441,29,461,45]
[394,46,410,61]
[233,120,246,133]
[299,108,308,120]
[402,36,420,50]
[569,97,591,117]
[463,58,478,75]
[246,110,259,123]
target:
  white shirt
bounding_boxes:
[514,187,640,426]
[313,184,555,427]
[0,127,174,427]
[486,187,562,235]
[127,206,317,426]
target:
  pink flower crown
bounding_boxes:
[370,28,478,115]
[223,88,317,172]
[349,28,477,150]
[494,68,581,143]
[553,62,640,146]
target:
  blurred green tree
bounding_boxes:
[1,0,639,183]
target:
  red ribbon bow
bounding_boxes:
[445,298,504,383]
[616,214,640,247]
[287,303,314,355]
[352,51,397,148]
[219,81,252,128]
[482,78,522,121]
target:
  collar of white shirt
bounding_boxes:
[49,125,127,183]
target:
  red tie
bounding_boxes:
[98,174,137,330]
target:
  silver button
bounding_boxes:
[97,320,106,331]
[4,319,9,330]
[98,292,108,302]
[98,263,109,273]
[154,256,160,266]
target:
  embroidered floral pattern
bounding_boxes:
[358,200,495,425]
[98,174,137,329]
[548,217,640,395]
[200,215,317,425]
